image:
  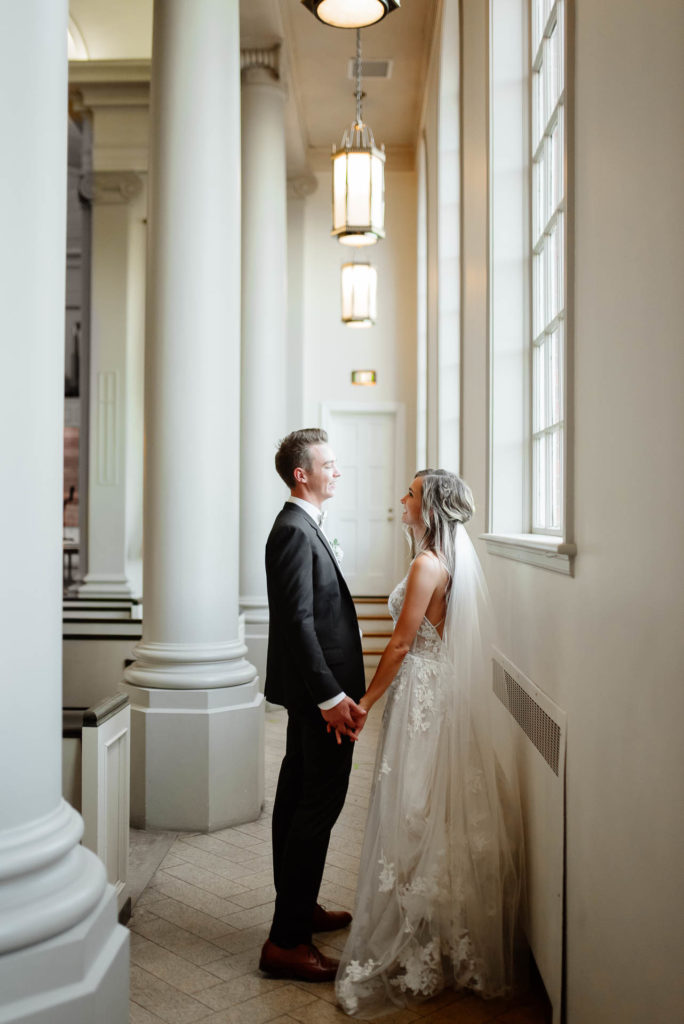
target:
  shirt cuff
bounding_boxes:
[318,692,347,711]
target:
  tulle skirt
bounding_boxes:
[335,646,526,1017]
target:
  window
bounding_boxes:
[485,0,575,574]
[531,0,565,534]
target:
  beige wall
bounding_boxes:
[457,0,684,1021]
[300,167,418,486]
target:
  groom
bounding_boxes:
[259,428,366,983]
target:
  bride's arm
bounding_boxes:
[359,553,443,716]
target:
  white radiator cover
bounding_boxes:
[491,649,567,1024]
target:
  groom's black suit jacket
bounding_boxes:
[264,502,365,712]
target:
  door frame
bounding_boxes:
[321,401,406,594]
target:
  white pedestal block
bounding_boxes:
[123,678,264,831]
[78,574,138,599]
[0,887,128,1024]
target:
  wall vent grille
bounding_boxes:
[347,58,393,80]
[493,658,561,776]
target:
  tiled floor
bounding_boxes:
[129,701,551,1024]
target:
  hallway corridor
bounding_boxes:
[128,704,550,1023]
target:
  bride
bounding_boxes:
[335,470,526,1017]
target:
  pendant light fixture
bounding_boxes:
[301,0,400,30]
[331,29,385,247]
[341,260,377,327]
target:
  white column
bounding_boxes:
[239,53,288,688]
[78,172,146,600]
[0,2,128,1021]
[123,0,264,831]
[286,175,318,430]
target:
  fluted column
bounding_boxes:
[239,50,288,688]
[78,171,146,600]
[123,0,264,831]
[0,1,128,1020]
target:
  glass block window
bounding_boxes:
[531,0,565,533]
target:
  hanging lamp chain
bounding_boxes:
[355,28,363,124]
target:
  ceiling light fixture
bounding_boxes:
[341,260,377,327]
[331,29,385,247]
[301,0,400,30]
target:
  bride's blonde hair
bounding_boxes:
[407,470,475,588]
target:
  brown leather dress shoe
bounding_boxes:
[259,939,339,982]
[312,902,353,932]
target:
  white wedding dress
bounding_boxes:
[336,527,525,1017]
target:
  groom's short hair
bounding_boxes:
[275,428,328,488]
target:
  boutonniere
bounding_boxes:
[330,538,344,565]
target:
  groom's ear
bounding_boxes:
[293,466,307,484]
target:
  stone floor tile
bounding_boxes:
[130,1001,166,1023]
[230,821,272,841]
[193,985,317,1024]
[151,873,246,917]
[142,897,237,941]
[287,997,354,1023]
[221,902,275,930]
[165,859,257,890]
[129,965,213,1024]
[206,827,266,849]
[229,869,275,890]
[317,879,359,909]
[211,923,271,955]
[321,863,358,889]
[177,834,266,865]
[130,914,227,966]
[168,840,264,881]
[130,933,225,995]
[193,973,287,1010]
[228,883,276,909]
[202,957,254,984]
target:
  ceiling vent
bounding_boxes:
[347,58,393,80]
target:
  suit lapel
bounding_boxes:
[286,504,349,589]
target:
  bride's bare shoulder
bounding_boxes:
[411,550,443,578]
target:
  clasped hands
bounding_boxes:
[321,696,367,744]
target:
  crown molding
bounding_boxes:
[69,59,151,86]
[80,171,144,206]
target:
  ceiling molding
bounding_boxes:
[69,59,151,85]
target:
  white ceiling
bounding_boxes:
[69,0,438,172]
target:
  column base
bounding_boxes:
[122,678,265,831]
[77,574,139,600]
[240,597,269,695]
[0,886,129,1024]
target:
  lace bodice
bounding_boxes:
[388,574,446,661]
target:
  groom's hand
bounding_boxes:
[321,697,366,744]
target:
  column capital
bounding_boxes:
[241,43,282,81]
[81,170,143,205]
[288,174,318,200]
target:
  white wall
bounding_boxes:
[457,1,684,1021]
[301,167,418,487]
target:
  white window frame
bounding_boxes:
[483,0,576,575]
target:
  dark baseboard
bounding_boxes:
[118,896,132,927]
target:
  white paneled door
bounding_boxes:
[323,406,402,595]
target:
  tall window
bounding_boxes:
[487,0,574,573]
[531,0,565,534]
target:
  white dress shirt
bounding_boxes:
[285,496,346,711]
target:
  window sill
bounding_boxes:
[480,533,577,576]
